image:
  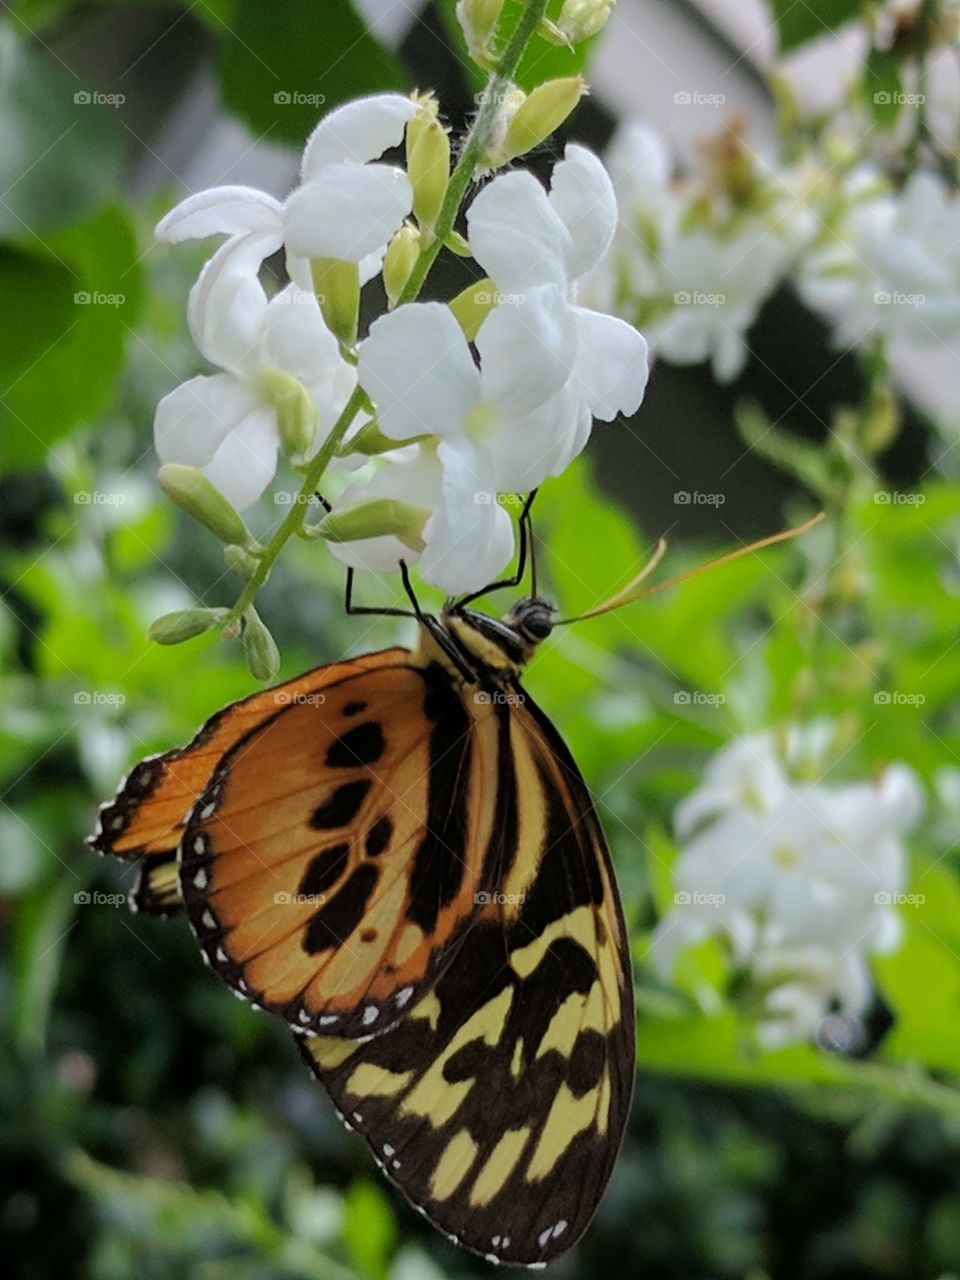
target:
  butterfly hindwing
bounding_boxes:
[179,658,506,1039]
[300,681,635,1268]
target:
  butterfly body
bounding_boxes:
[90,596,636,1267]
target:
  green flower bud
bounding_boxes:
[383,225,421,307]
[542,0,615,46]
[313,498,430,553]
[311,257,360,347]
[449,277,498,341]
[259,369,317,463]
[242,607,280,682]
[489,77,587,168]
[224,545,261,581]
[409,119,451,243]
[456,0,506,66]
[158,464,250,547]
[148,607,225,645]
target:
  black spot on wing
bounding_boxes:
[405,670,472,935]
[310,780,371,829]
[326,722,385,768]
[365,815,393,857]
[343,699,367,717]
[304,864,378,952]
[299,843,350,898]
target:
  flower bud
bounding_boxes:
[148,607,225,645]
[224,545,261,581]
[489,77,587,168]
[449,277,497,341]
[311,257,360,347]
[242,607,280,682]
[409,119,451,243]
[542,0,615,46]
[456,0,505,66]
[259,369,317,463]
[383,225,421,307]
[158,464,250,547]
[313,498,430,553]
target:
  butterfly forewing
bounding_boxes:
[88,650,407,913]
[179,659,504,1038]
[300,683,635,1268]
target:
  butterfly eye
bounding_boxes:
[515,600,555,641]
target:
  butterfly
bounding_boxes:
[89,517,637,1269]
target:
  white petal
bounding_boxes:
[476,285,577,418]
[187,234,273,373]
[285,162,413,263]
[301,93,418,177]
[201,406,279,510]
[421,440,515,594]
[466,170,571,293]
[484,381,583,492]
[550,145,618,280]
[259,285,341,382]
[328,445,443,574]
[154,374,255,468]
[155,185,284,243]
[571,307,649,420]
[358,302,480,441]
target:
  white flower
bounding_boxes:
[799,168,960,348]
[652,727,924,1046]
[155,93,419,290]
[327,441,515,595]
[593,122,805,383]
[154,269,354,511]
[465,143,650,467]
[343,290,578,592]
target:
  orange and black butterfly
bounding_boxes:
[89,507,636,1269]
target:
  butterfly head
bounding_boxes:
[432,596,557,682]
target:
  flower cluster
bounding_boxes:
[153,92,648,596]
[591,119,960,381]
[651,726,924,1047]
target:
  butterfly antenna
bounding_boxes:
[554,512,825,626]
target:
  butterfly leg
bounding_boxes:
[455,488,538,608]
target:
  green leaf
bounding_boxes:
[219,0,408,147]
[769,0,863,53]
[342,1181,396,1280]
[0,204,145,471]
[865,44,905,128]
[11,875,79,1052]
[0,26,123,239]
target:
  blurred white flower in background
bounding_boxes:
[592,121,811,382]
[798,168,960,348]
[652,726,924,1047]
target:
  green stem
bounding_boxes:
[396,0,552,305]
[220,0,553,631]
[222,384,366,627]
